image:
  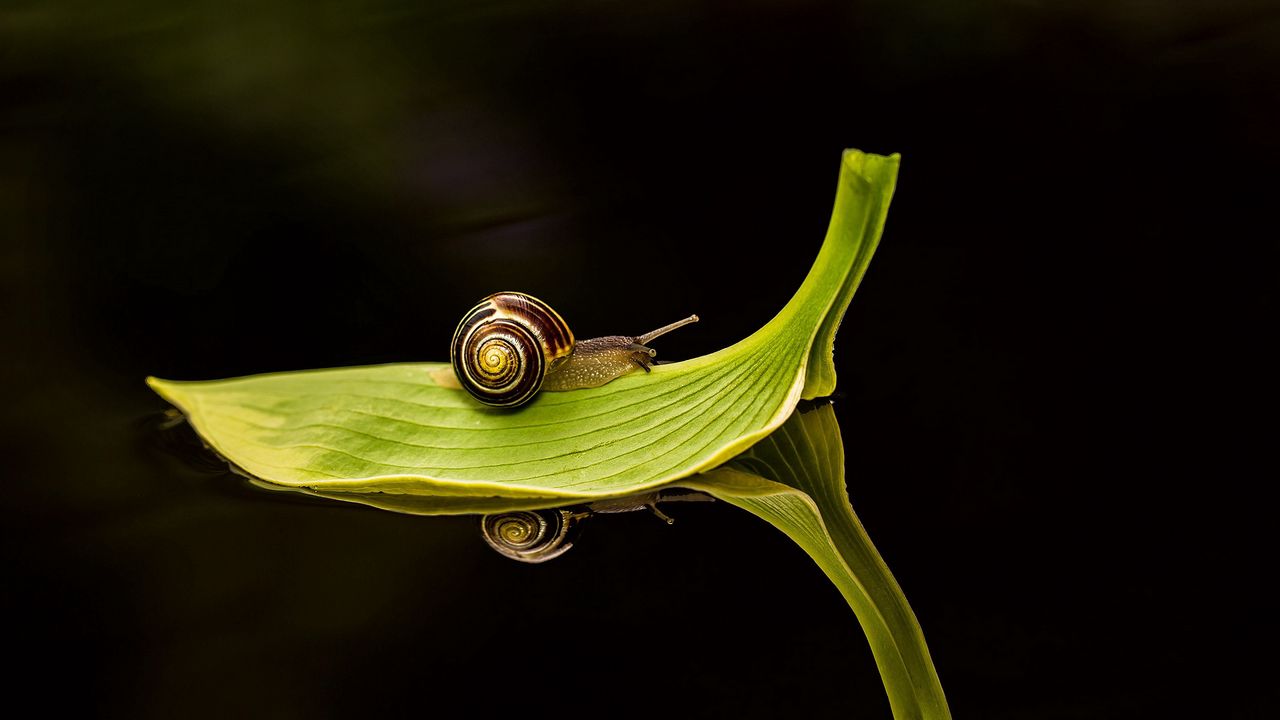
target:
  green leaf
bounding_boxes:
[685,403,951,720]
[147,149,899,509]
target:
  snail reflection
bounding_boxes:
[479,490,713,563]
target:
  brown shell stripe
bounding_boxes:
[490,292,574,364]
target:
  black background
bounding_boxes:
[2,1,1275,717]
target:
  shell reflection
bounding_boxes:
[480,508,584,563]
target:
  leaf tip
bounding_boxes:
[842,148,902,174]
[146,376,187,410]
[798,149,901,401]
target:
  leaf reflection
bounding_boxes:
[687,402,951,720]
[157,400,950,719]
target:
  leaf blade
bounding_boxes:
[147,149,899,505]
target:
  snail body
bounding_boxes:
[451,291,698,408]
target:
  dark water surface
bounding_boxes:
[2,1,1275,717]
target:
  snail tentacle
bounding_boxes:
[635,314,699,345]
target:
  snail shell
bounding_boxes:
[451,292,575,408]
[480,509,584,563]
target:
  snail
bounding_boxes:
[480,490,715,564]
[451,291,698,408]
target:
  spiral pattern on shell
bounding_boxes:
[451,292,575,408]
[480,509,581,563]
